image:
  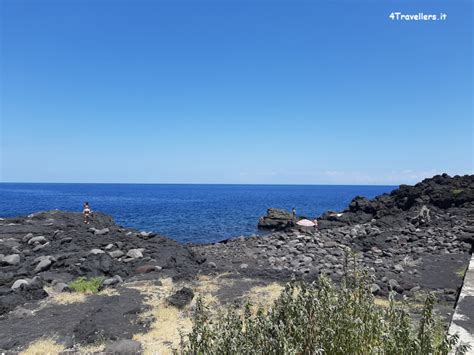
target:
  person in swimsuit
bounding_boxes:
[83,202,91,224]
[313,218,319,230]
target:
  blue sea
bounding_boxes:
[0,184,395,244]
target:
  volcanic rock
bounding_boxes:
[258,208,294,230]
[127,249,143,259]
[1,254,20,266]
[167,287,194,309]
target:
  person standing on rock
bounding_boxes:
[83,202,92,224]
[291,207,297,226]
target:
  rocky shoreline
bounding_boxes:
[0,173,473,352]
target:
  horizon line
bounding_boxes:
[0,181,400,187]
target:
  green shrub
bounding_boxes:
[452,189,464,196]
[69,276,104,294]
[180,263,469,354]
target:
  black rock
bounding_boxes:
[167,287,194,309]
[317,174,474,229]
[258,208,294,230]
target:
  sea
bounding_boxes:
[0,183,396,244]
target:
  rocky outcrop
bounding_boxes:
[199,174,474,299]
[318,174,474,229]
[0,210,200,315]
[258,208,295,230]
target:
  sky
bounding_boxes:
[1,0,473,185]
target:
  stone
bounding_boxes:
[89,227,110,236]
[11,279,29,290]
[167,287,194,309]
[28,236,47,245]
[89,249,105,255]
[53,282,71,293]
[208,261,217,269]
[240,263,248,269]
[126,249,143,259]
[22,233,34,243]
[105,244,114,250]
[370,284,381,295]
[394,264,404,272]
[104,340,142,355]
[102,277,120,286]
[388,279,403,293]
[34,255,54,264]
[109,250,125,258]
[2,254,20,265]
[32,242,50,251]
[35,259,52,273]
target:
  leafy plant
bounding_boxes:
[180,256,470,354]
[69,276,104,294]
[452,189,464,197]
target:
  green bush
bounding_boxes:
[69,276,104,294]
[180,265,469,354]
[452,189,464,196]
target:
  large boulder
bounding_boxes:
[258,208,294,230]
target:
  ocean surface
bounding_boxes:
[0,183,396,244]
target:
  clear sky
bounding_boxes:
[1,0,472,185]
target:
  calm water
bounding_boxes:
[0,183,395,244]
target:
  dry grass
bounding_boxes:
[128,278,193,354]
[44,284,119,306]
[129,274,283,354]
[374,297,391,308]
[192,273,231,307]
[133,301,193,355]
[76,342,106,353]
[20,338,65,355]
[50,292,87,305]
[127,275,235,354]
[374,297,425,310]
[98,288,120,296]
[243,282,284,309]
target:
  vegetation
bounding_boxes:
[456,265,468,279]
[69,276,104,294]
[452,189,464,197]
[180,259,469,354]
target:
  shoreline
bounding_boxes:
[0,183,397,244]
[0,173,472,352]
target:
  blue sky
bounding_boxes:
[1,0,472,184]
